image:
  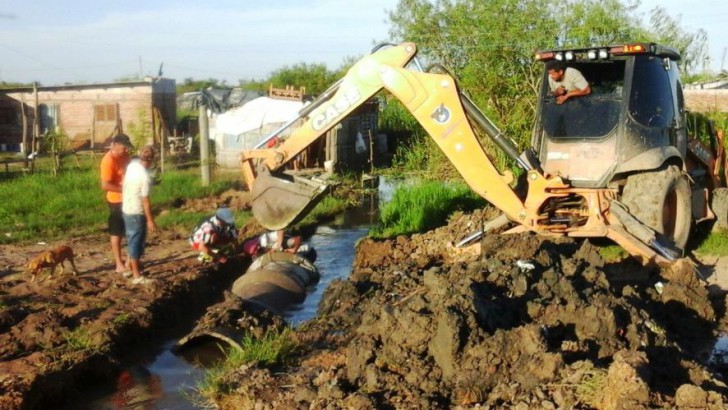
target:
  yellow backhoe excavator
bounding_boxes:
[240,42,727,266]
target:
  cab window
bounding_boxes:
[629,55,674,128]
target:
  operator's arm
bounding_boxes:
[557,68,591,104]
[285,236,302,253]
[557,84,591,104]
[142,196,156,233]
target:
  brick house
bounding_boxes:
[684,80,728,113]
[0,78,176,152]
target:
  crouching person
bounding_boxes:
[189,207,238,264]
[242,229,315,264]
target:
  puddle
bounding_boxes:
[709,333,728,371]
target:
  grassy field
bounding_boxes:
[0,152,363,245]
[0,153,242,244]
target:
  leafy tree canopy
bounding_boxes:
[267,62,339,95]
[385,0,708,153]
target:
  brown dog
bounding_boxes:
[27,245,79,282]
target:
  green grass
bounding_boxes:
[694,230,728,256]
[297,195,353,226]
[573,368,608,407]
[112,312,132,326]
[196,328,297,398]
[0,156,241,244]
[598,244,629,262]
[234,328,297,365]
[371,180,486,238]
[63,327,99,353]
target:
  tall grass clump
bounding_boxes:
[379,99,446,175]
[196,329,297,401]
[694,230,728,256]
[371,180,485,238]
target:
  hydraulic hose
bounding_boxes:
[459,92,532,171]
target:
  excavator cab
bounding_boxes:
[533,43,687,189]
[531,44,707,251]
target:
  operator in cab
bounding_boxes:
[546,60,591,104]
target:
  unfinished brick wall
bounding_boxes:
[684,89,728,113]
[0,79,176,150]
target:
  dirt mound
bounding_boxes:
[218,211,728,409]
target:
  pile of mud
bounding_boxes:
[212,209,728,409]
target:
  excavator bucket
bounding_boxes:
[250,167,328,230]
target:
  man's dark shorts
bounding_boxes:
[108,202,125,236]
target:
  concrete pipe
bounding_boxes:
[174,251,318,353]
[231,251,319,315]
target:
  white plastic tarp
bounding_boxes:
[213,96,303,136]
[212,96,305,168]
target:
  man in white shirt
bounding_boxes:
[546,60,591,104]
[122,145,158,285]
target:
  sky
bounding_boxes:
[0,0,725,87]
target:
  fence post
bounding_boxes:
[198,102,210,186]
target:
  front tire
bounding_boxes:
[621,165,692,250]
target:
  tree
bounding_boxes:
[385,0,707,172]
[267,63,339,95]
[176,78,227,95]
[646,7,708,73]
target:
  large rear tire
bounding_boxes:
[621,165,692,250]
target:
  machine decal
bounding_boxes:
[312,88,363,131]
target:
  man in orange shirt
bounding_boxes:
[100,134,133,275]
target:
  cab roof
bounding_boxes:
[535,42,681,62]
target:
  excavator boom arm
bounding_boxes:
[243,42,525,225]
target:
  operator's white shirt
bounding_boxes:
[122,159,151,215]
[548,67,589,92]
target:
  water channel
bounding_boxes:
[74,179,392,409]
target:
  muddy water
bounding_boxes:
[77,178,395,409]
[711,334,728,370]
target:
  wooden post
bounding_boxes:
[368,129,374,174]
[198,102,210,186]
[20,94,28,167]
[91,104,96,150]
[32,83,39,155]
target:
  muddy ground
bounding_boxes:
[0,189,257,410]
[2,194,728,409]
[197,208,728,409]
